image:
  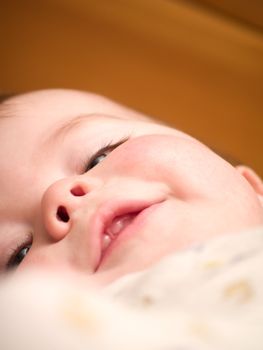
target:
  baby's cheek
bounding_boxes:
[106,134,238,201]
[107,135,180,181]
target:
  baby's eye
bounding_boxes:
[87,152,109,171]
[85,138,129,172]
[7,244,31,270]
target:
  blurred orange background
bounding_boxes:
[1,0,263,175]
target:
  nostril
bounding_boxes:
[56,206,70,222]
[70,185,86,197]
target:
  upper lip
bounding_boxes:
[90,200,155,272]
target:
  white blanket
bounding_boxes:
[1,227,263,350]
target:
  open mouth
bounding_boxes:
[101,212,139,253]
[92,199,164,272]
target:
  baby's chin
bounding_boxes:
[92,260,156,287]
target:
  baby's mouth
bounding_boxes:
[102,213,138,252]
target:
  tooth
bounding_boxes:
[107,215,134,236]
[102,234,111,251]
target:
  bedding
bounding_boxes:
[1,226,263,350]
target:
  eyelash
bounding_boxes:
[6,234,32,270]
[83,136,130,172]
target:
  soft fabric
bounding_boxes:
[1,227,263,350]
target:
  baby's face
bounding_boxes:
[0,89,262,284]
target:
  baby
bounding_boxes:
[0,89,262,286]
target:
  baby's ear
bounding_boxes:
[236,166,263,200]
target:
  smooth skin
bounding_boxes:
[0,89,262,285]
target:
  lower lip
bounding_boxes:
[97,202,163,269]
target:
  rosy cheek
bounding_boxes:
[102,134,230,199]
[105,136,163,177]
[104,135,173,180]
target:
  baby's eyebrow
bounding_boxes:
[46,113,123,144]
[52,114,93,139]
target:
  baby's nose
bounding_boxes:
[41,177,92,241]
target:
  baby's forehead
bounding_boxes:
[0,89,152,123]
